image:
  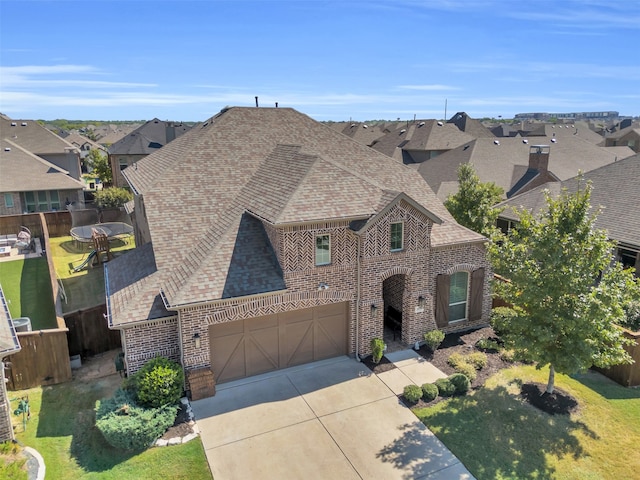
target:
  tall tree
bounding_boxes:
[444,163,504,237]
[490,182,638,393]
[86,149,112,185]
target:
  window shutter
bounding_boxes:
[435,274,450,328]
[469,268,485,321]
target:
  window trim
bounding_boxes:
[315,234,331,266]
[390,221,404,252]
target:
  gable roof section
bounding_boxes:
[108,118,191,155]
[447,112,495,138]
[0,139,85,193]
[110,107,484,318]
[0,116,76,154]
[417,136,634,201]
[497,153,640,249]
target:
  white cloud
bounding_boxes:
[397,84,460,91]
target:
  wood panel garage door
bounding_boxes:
[209,302,349,383]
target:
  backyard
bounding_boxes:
[415,364,640,480]
[49,236,135,313]
[0,258,57,330]
[7,370,212,479]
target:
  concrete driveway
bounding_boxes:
[191,355,474,480]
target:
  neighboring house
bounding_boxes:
[515,121,605,144]
[62,132,107,159]
[0,116,83,180]
[108,119,191,188]
[495,153,640,276]
[327,121,403,147]
[604,124,640,153]
[416,135,634,202]
[370,119,476,164]
[0,139,85,215]
[447,112,495,138]
[105,106,492,399]
[0,285,21,442]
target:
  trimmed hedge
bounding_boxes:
[454,362,477,381]
[370,338,385,364]
[467,351,488,370]
[434,377,456,397]
[421,383,439,402]
[95,389,178,451]
[127,356,184,408]
[423,330,445,352]
[403,384,423,403]
[449,373,471,394]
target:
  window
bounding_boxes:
[24,192,36,212]
[390,222,403,251]
[37,191,48,211]
[315,234,331,266]
[49,191,60,210]
[4,193,14,208]
[119,158,128,171]
[448,271,469,322]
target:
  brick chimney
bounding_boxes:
[529,145,550,172]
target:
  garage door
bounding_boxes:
[209,302,349,383]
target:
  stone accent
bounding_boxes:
[187,367,216,400]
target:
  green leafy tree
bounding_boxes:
[490,182,639,393]
[444,163,504,237]
[86,148,112,185]
[94,187,133,209]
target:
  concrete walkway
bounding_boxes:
[378,349,448,395]
[192,355,474,480]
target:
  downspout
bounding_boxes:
[355,233,361,361]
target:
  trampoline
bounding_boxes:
[70,222,133,243]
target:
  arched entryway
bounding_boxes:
[382,274,406,352]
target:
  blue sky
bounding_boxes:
[1,0,639,122]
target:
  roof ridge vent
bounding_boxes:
[11,122,16,126]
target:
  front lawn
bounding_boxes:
[415,365,640,480]
[0,258,57,329]
[12,376,212,480]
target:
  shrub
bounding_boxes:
[434,377,456,397]
[449,373,471,394]
[621,300,640,331]
[499,348,517,363]
[129,356,184,408]
[423,329,445,352]
[93,187,133,208]
[403,384,423,403]
[447,352,467,369]
[421,383,439,402]
[95,389,178,451]
[476,337,500,352]
[453,362,477,381]
[467,351,488,370]
[370,338,385,364]
[490,306,518,335]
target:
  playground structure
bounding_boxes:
[71,228,113,272]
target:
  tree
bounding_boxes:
[444,163,504,237]
[490,182,639,393]
[86,148,112,185]
[94,187,133,209]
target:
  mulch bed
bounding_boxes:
[520,382,579,415]
[160,403,193,440]
[360,354,396,374]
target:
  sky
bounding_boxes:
[1,0,639,122]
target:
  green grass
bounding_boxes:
[0,258,57,329]
[49,236,135,313]
[12,376,213,480]
[414,365,640,480]
[0,442,28,480]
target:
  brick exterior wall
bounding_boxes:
[122,317,179,374]
[0,193,21,216]
[120,200,492,394]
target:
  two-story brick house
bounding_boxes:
[105,107,491,399]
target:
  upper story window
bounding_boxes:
[315,234,331,266]
[119,158,128,171]
[390,222,404,252]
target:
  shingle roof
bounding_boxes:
[447,112,495,138]
[370,120,476,162]
[107,107,484,325]
[417,136,635,201]
[108,118,191,155]
[0,139,85,193]
[497,153,640,249]
[0,116,76,154]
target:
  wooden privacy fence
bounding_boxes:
[65,304,121,357]
[599,329,640,387]
[5,329,72,390]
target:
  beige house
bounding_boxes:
[105,107,491,399]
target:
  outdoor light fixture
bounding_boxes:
[317,282,329,291]
[193,332,201,349]
[371,304,378,315]
[418,296,425,309]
